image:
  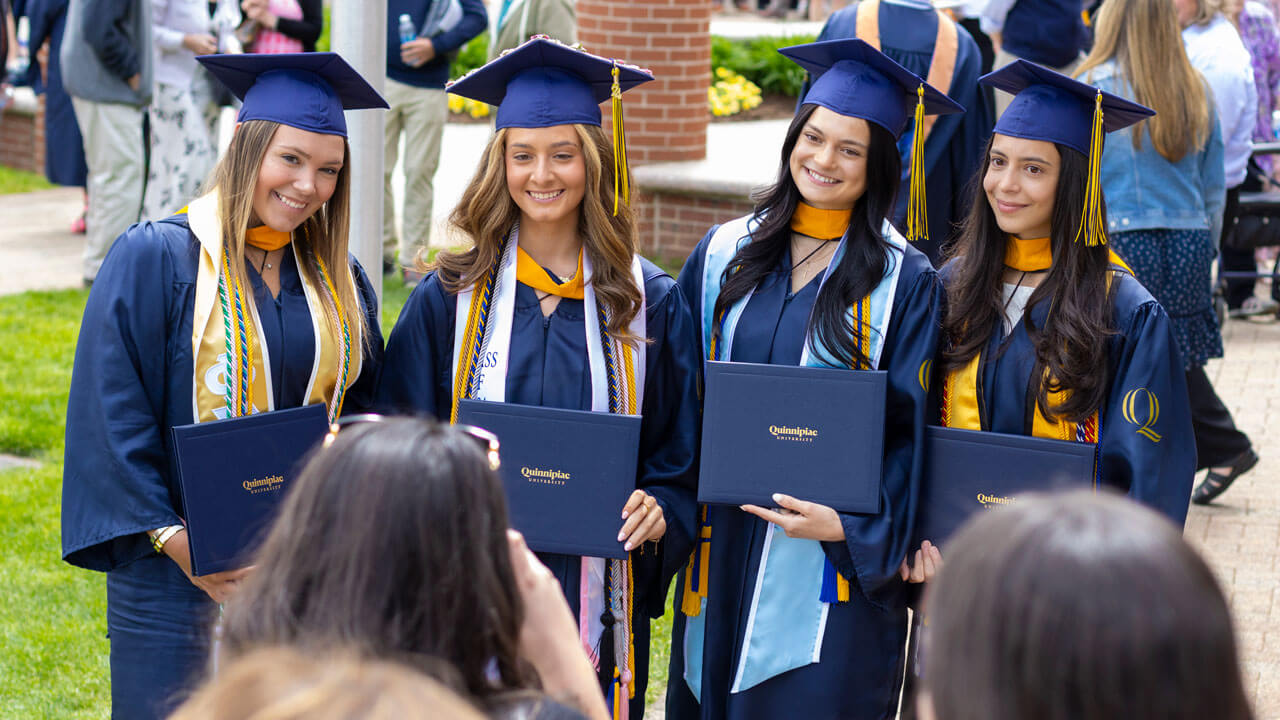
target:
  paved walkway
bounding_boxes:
[3,125,1279,716]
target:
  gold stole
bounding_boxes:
[855,0,958,144]
[941,249,1132,442]
[188,191,362,423]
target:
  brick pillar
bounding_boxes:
[577,0,711,165]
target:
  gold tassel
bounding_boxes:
[681,507,711,616]
[1074,91,1107,247]
[906,84,928,244]
[611,64,630,216]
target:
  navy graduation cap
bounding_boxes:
[449,37,654,214]
[983,59,1154,157]
[781,38,964,139]
[447,36,653,130]
[196,52,388,137]
[779,38,965,243]
[982,59,1155,245]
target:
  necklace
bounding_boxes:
[250,246,273,274]
[791,237,835,272]
[1002,270,1029,315]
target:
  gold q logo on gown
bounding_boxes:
[918,359,932,392]
[1122,388,1162,443]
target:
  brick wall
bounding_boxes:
[0,93,45,175]
[635,190,755,264]
[577,0,712,165]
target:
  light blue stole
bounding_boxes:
[684,213,906,698]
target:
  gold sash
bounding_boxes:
[941,250,1131,441]
[188,191,362,423]
[855,0,958,143]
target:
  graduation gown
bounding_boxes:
[20,0,88,187]
[61,215,384,719]
[810,2,992,265]
[376,257,701,718]
[939,264,1195,526]
[667,228,944,720]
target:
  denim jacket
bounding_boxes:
[1084,61,1226,242]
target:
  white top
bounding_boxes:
[151,0,212,88]
[979,0,1015,35]
[1184,15,1259,188]
[1001,281,1035,333]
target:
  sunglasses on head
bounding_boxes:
[322,414,501,471]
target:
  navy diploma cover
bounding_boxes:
[456,399,641,559]
[170,403,329,575]
[917,425,1097,547]
[697,361,887,513]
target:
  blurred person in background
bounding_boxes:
[1224,0,1280,311]
[143,0,217,219]
[383,0,487,283]
[237,0,320,53]
[1179,0,1263,319]
[1078,0,1258,506]
[61,0,152,285]
[918,490,1254,720]
[12,0,89,232]
[488,0,575,59]
[981,0,1087,114]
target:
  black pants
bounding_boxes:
[1186,365,1252,469]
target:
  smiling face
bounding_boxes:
[504,125,588,234]
[249,124,345,232]
[788,106,871,211]
[983,134,1059,240]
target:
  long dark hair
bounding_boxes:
[218,418,535,702]
[942,137,1115,423]
[923,490,1254,720]
[712,104,902,369]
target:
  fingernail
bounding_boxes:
[772,493,782,503]
[621,511,630,520]
[617,532,626,542]
[624,542,634,551]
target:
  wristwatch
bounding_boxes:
[147,525,184,554]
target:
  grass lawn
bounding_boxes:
[0,165,55,195]
[0,273,675,716]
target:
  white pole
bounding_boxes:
[330,0,387,307]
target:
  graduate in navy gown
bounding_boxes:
[375,38,700,719]
[804,0,993,266]
[61,53,387,720]
[935,61,1195,532]
[666,40,959,720]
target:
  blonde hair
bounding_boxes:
[206,121,370,358]
[1077,0,1211,162]
[169,647,486,720]
[433,124,643,339]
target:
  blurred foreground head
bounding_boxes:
[169,646,485,720]
[218,417,533,700]
[923,490,1253,720]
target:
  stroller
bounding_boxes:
[1217,141,1280,323]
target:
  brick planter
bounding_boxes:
[0,89,45,175]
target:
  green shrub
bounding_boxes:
[710,34,816,98]
[450,34,490,80]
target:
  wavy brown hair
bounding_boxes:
[217,419,536,702]
[433,124,643,339]
[207,120,370,351]
[713,104,902,369]
[942,137,1115,424]
[1075,0,1210,162]
[924,490,1253,720]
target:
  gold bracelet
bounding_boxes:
[149,525,184,554]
